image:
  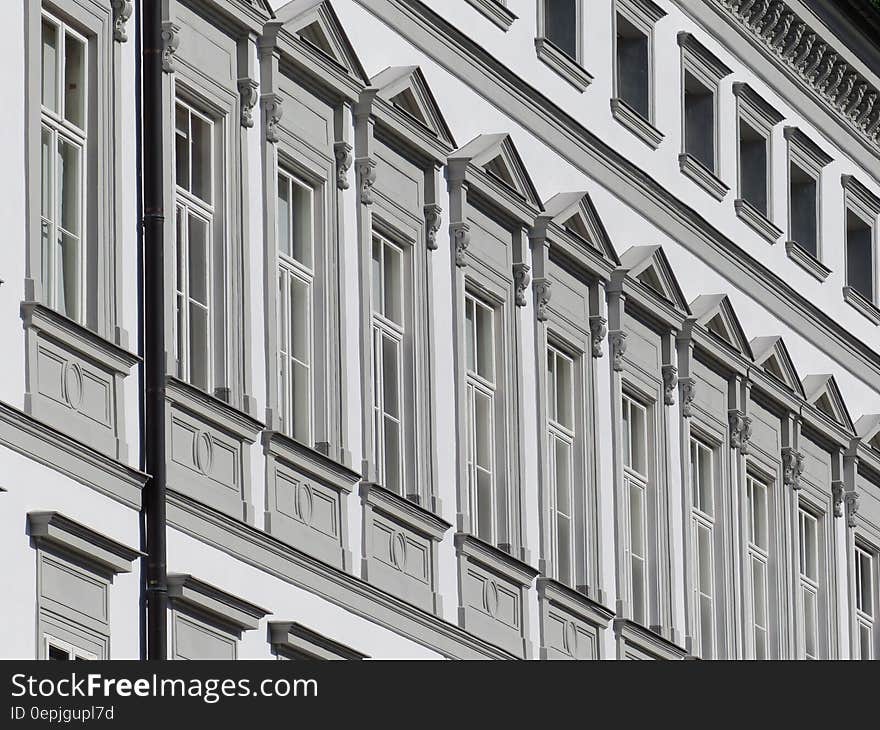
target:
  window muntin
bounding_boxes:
[690,438,716,659]
[465,293,498,544]
[746,475,770,659]
[277,169,315,445]
[174,100,216,393]
[547,345,576,586]
[543,0,578,60]
[371,234,405,496]
[622,394,649,625]
[798,508,820,660]
[683,71,715,172]
[855,544,875,660]
[40,12,87,324]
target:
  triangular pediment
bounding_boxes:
[449,133,542,208]
[688,294,753,359]
[541,191,620,265]
[750,336,804,397]
[371,66,455,148]
[277,0,368,83]
[802,374,854,431]
[239,0,274,17]
[618,245,689,312]
[856,414,880,452]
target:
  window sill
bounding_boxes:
[536,577,614,629]
[166,376,264,443]
[734,198,783,244]
[613,618,687,660]
[535,38,593,92]
[465,0,516,31]
[611,98,663,149]
[785,241,831,282]
[454,533,538,586]
[359,482,451,541]
[679,153,729,201]
[263,430,360,495]
[843,286,880,325]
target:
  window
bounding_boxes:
[783,128,832,277]
[798,508,819,660]
[371,234,405,496]
[855,544,875,660]
[547,344,575,586]
[543,0,577,60]
[746,475,770,659]
[690,438,716,659]
[612,0,665,149]
[535,0,591,92]
[174,100,217,393]
[276,168,315,444]
[677,33,731,200]
[842,175,880,320]
[465,292,499,544]
[622,394,649,625]
[40,11,87,323]
[43,635,95,661]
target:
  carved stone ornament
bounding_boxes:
[832,480,844,518]
[424,204,442,251]
[334,142,353,190]
[610,330,627,372]
[781,447,805,490]
[679,377,696,418]
[262,95,283,144]
[589,316,607,358]
[662,365,678,406]
[845,490,860,528]
[729,411,753,454]
[450,222,471,268]
[237,78,259,129]
[513,263,531,308]
[161,21,180,74]
[534,279,551,322]
[111,0,133,43]
[357,158,377,205]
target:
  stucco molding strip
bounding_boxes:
[166,489,516,659]
[353,0,880,391]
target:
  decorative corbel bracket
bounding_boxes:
[845,490,860,528]
[424,204,442,251]
[334,142,353,190]
[161,21,180,74]
[534,279,551,322]
[679,377,696,418]
[589,315,607,358]
[513,263,531,307]
[609,330,627,372]
[111,0,133,43]
[662,365,678,406]
[781,447,805,490]
[238,78,259,129]
[262,94,283,144]
[356,158,377,205]
[729,410,753,454]
[832,480,845,518]
[451,222,471,268]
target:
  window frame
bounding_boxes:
[43,634,97,661]
[744,470,772,660]
[841,174,880,323]
[535,0,592,92]
[797,504,821,660]
[853,533,879,660]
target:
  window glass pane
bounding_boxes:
[474,391,492,471]
[47,644,70,661]
[476,468,493,542]
[859,550,873,616]
[860,623,873,660]
[545,0,577,59]
[752,556,767,659]
[847,211,873,301]
[697,523,713,596]
[557,512,572,586]
[41,126,53,219]
[190,112,211,203]
[555,352,573,430]
[41,19,58,113]
[630,401,647,476]
[803,588,817,659]
[684,72,715,170]
[290,275,310,365]
[631,554,645,625]
[739,120,768,215]
[292,361,310,443]
[175,105,190,190]
[700,594,714,660]
[750,480,768,551]
[188,216,209,306]
[465,297,476,373]
[371,238,382,314]
[277,175,291,258]
[629,482,645,559]
[546,350,556,423]
[383,416,401,494]
[291,181,312,266]
[59,232,80,321]
[475,301,494,381]
[790,163,818,256]
[800,511,818,581]
[189,303,209,390]
[616,16,649,118]
[555,439,571,516]
[64,31,85,128]
[622,399,632,469]
[58,138,80,236]
[381,335,399,419]
[383,243,403,326]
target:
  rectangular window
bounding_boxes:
[43,635,95,661]
[616,14,649,120]
[855,544,875,660]
[40,11,87,323]
[746,475,770,659]
[371,234,405,496]
[684,71,715,172]
[790,164,818,256]
[277,169,314,444]
[465,293,498,544]
[544,0,578,60]
[739,119,768,216]
[798,508,819,660]
[547,345,575,587]
[846,210,874,302]
[622,394,649,625]
[690,438,715,659]
[174,101,216,393]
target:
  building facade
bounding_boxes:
[3,0,880,659]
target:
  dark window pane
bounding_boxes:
[740,124,768,215]
[847,212,874,300]
[685,73,715,171]
[617,17,649,118]
[545,0,578,59]
[791,165,818,256]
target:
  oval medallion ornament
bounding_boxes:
[483,580,499,618]
[194,432,214,475]
[390,531,407,571]
[63,363,84,411]
[295,483,314,527]
[563,621,578,657]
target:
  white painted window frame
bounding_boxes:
[689,435,717,659]
[854,540,877,660]
[43,633,97,661]
[622,391,651,627]
[797,505,820,660]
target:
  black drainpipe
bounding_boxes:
[141,0,168,660]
